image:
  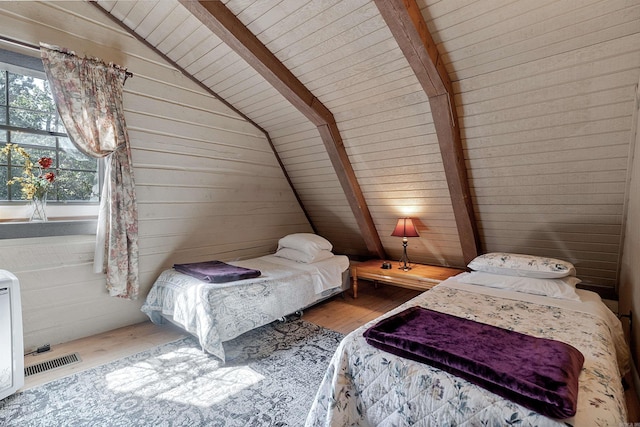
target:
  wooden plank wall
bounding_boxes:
[1,0,635,354]
[97,0,640,287]
[421,0,640,286]
[99,0,640,287]
[0,1,310,350]
[221,0,466,267]
[100,0,369,257]
[619,77,639,365]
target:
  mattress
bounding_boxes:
[141,254,349,362]
[306,275,630,426]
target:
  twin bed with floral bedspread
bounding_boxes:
[306,253,630,426]
[141,234,349,362]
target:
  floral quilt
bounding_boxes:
[306,281,629,426]
[141,255,347,362]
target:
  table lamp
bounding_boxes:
[391,217,420,271]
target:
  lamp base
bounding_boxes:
[398,240,411,271]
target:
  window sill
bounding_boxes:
[0,220,97,239]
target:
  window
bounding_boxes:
[0,48,101,224]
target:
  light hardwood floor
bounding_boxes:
[20,280,640,422]
[22,319,187,390]
[22,280,419,390]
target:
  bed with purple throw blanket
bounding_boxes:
[142,234,350,362]
[363,306,584,419]
[142,254,349,362]
[306,273,630,426]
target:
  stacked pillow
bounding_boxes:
[274,233,334,263]
[459,252,581,301]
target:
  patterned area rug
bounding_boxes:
[0,319,343,426]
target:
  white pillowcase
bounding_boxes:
[457,271,581,301]
[467,252,576,278]
[277,233,333,255]
[274,248,334,264]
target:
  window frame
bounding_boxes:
[0,219,98,239]
[0,47,102,230]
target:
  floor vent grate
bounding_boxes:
[25,353,81,377]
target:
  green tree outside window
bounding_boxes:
[0,68,99,203]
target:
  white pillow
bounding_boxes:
[458,271,581,301]
[277,233,333,255]
[274,248,334,264]
[467,252,576,278]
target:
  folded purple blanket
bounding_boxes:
[173,260,261,283]
[363,306,584,419]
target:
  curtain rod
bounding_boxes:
[0,35,38,52]
[0,35,133,80]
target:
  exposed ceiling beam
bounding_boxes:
[88,1,319,233]
[179,0,386,259]
[374,0,480,264]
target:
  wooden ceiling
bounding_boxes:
[91,0,640,289]
[93,0,474,264]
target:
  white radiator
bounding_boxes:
[0,270,24,400]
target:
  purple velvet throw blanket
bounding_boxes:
[363,306,584,419]
[173,260,261,283]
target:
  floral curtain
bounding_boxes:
[40,43,139,300]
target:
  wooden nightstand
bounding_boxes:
[350,259,465,298]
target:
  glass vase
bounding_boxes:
[29,193,48,222]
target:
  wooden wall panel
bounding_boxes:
[217,0,465,267]
[0,1,310,351]
[3,0,638,351]
[420,0,640,287]
[270,117,369,255]
[618,77,639,365]
[99,0,462,266]
[111,0,368,256]
[175,0,456,261]
[93,0,640,289]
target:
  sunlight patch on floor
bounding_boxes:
[105,347,264,407]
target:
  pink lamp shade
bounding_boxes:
[391,218,420,238]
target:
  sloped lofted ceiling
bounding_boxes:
[95,0,640,292]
